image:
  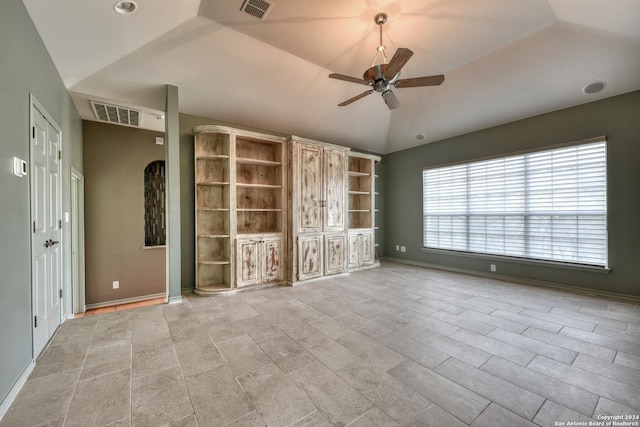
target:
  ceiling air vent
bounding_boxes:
[240,0,273,20]
[90,101,141,127]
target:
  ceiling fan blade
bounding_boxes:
[338,90,374,106]
[394,74,445,88]
[329,73,371,86]
[383,48,414,79]
[382,90,400,110]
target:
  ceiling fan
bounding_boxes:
[329,13,444,110]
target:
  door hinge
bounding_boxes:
[32,127,35,139]
[59,219,62,229]
[58,150,62,160]
[59,289,63,299]
[34,316,38,328]
[33,221,36,233]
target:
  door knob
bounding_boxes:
[43,239,59,248]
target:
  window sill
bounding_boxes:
[421,247,611,275]
[143,245,166,250]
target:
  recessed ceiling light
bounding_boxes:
[114,1,137,15]
[583,81,606,95]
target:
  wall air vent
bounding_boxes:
[240,0,273,20]
[90,101,141,127]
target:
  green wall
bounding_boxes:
[383,90,640,298]
[83,121,166,305]
[0,0,82,406]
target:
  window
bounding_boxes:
[144,160,166,247]
[422,139,607,267]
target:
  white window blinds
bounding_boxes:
[423,140,607,267]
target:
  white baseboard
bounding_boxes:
[84,292,166,310]
[167,295,182,304]
[0,360,34,421]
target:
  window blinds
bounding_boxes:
[423,140,607,267]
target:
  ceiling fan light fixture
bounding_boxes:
[382,90,400,110]
[113,1,137,15]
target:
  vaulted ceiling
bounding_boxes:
[22,0,640,154]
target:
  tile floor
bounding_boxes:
[1,262,639,426]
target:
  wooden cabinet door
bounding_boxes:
[262,237,283,283]
[323,148,347,232]
[236,238,260,287]
[348,231,374,268]
[348,233,360,268]
[360,231,374,265]
[325,233,346,275]
[297,143,322,233]
[297,234,323,281]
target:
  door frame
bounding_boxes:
[71,167,85,314]
[30,94,63,357]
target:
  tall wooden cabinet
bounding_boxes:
[288,136,349,283]
[193,126,286,294]
[347,152,381,271]
[193,127,380,292]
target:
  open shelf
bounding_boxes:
[194,126,286,292]
[349,193,371,210]
[236,183,282,189]
[194,127,233,291]
[196,209,229,235]
[237,210,282,234]
[347,152,380,270]
[196,185,229,210]
[196,158,229,184]
[236,137,282,162]
[197,236,230,263]
[236,157,281,166]
[196,263,230,288]
[195,132,230,158]
[348,156,372,175]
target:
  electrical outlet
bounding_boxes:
[113,280,120,289]
[400,246,406,252]
[395,245,400,251]
[490,264,496,272]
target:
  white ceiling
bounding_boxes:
[22,0,640,154]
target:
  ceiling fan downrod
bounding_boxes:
[372,12,389,66]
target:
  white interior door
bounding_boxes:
[31,100,62,357]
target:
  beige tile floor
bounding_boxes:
[1,261,639,426]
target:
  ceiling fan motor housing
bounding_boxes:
[364,64,398,93]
